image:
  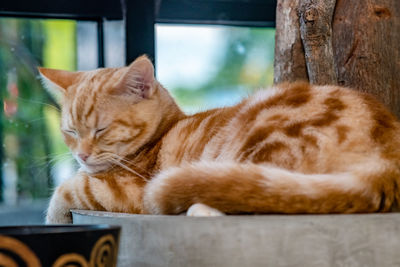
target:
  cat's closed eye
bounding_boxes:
[95,127,107,136]
[63,129,77,137]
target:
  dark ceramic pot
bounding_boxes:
[0,224,120,267]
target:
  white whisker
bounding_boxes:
[109,152,151,176]
[103,154,149,181]
[17,97,60,112]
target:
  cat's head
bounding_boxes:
[39,55,182,173]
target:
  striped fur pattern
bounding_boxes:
[39,56,400,223]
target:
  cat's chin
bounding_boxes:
[80,163,110,174]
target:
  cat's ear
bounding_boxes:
[38,67,82,101]
[113,55,155,99]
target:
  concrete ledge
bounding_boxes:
[72,210,400,267]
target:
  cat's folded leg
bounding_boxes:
[46,172,88,224]
[46,171,145,224]
[46,183,76,224]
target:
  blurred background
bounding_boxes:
[0,18,274,224]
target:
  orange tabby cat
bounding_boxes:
[39,55,400,223]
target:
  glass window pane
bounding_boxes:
[156,24,275,113]
[77,21,98,70]
[104,20,125,68]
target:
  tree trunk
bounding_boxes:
[299,0,337,85]
[274,0,308,83]
[333,0,400,116]
[274,0,400,118]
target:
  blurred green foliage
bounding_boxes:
[0,18,75,202]
[172,27,275,111]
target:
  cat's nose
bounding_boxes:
[78,153,90,162]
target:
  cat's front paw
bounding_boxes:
[46,188,73,224]
[186,203,225,217]
[46,207,72,224]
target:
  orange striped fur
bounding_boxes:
[39,56,400,223]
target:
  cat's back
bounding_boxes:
[160,82,400,172]
[158,103,242,167]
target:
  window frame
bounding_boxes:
[0,0,277,64]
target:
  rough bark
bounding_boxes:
[299,0,337,85]
[274,0,400,118]
[274,0,308,83]
[333,0,400,117]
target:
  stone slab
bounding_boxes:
[72,210,400,267]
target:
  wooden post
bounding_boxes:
[274,0,308,84]
[274,0,400,118]
[299,0,337,85]
[333,0,400,117]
